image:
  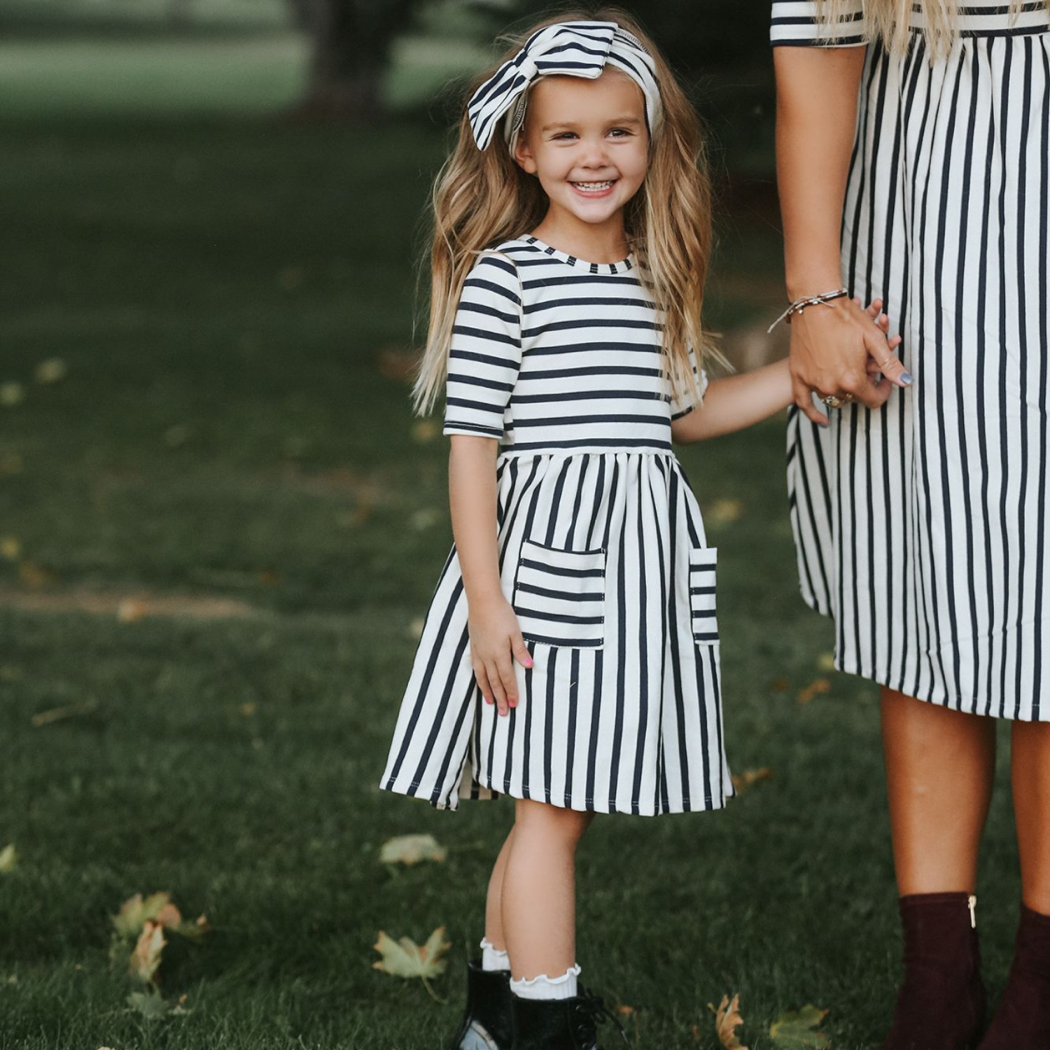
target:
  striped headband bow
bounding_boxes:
[467,20,663,152]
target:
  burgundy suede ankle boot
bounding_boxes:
[977,904,1050,1049]
[882,892,986,1050]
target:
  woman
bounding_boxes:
[771,1,1050,1048]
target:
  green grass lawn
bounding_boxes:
[0,28,1028,1050]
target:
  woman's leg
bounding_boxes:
[975,721,1050,1048]
[1011,720,1050,913]
[501,797,593,980]
[879,688,996,1050]
[881,687,997,893]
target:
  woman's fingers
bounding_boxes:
[864,328,913,388]
[793,373,829,427]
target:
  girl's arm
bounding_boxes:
[448,435,531,717]
[671,302,897,444]
[775,46,910,425]
[671,358,792,443]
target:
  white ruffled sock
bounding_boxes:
[509,964,581,1001]
[480,937,510,972]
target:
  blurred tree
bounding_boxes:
[289,0,424,119]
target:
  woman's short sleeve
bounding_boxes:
[442,252,523,440]
[669,347,709,421]
[770,1,868,47]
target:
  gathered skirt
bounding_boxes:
[380,450,734,816]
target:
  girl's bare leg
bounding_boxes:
[1011,720,1050,914]
[881,687,996,893]
[483,826,515,951]
[501,798,594,980]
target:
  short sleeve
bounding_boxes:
[442,252,523,440]
[669,347,709,421]
[770,1,868,47]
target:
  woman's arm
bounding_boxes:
[448,435,531,717]
[775,47,910,425]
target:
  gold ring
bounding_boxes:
[821,393,855,409]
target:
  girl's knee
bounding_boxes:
[514,798,594,841]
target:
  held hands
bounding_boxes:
[467,593,533,717]
[790,296,910,426]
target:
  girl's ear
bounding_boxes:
[513,132,538,175]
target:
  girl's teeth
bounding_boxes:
[575,181,613,190]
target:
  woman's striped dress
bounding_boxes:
[380,236,732,815]
[771,1,1050,719]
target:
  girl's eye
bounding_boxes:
[554,132,577,140]
[609,128,631,138]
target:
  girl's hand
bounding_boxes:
[790,294,911,427]
[467,593,533,717]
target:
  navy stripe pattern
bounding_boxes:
[775,7,1050,720]
[442,237,707,454]
[380,239,729,815]
[467,20,662,150]
[380,454,731,815]
[770,0,1050,46]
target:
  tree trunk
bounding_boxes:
[290,0,413,122]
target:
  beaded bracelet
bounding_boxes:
[767,288,849,334]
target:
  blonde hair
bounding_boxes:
[411,5,715,417]
[817,0,1049,57]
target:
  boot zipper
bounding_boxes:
[967,894,977,929]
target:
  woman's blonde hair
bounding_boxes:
[411,5,714,417]
[818,0,1049,57]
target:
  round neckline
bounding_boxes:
[523,234,635,272]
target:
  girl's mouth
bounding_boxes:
[570,180,617,197]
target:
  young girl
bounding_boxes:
[380,9,894,1048]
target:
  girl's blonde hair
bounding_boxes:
[411,5,713,417]
[818,0,1049,57]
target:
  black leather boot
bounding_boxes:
[449,960,513,1050]
[882,892,986,1050]
[976,904,1050,1049]
[510,984,631,1050]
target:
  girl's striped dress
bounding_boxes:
[771,1,1050,719]
[380,236,732,815]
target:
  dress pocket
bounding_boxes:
[688,546,719,645]
[511,539,606,648]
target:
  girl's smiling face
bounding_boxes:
[513,70,649,240]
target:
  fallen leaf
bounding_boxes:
[730,768,774,795]
[710,993,748,1050]
[376,346,419,382]
[769,1005,830,1049]
[35,359,67,384]
[129,921,166,984]
[379,834,447,866]
[117,599,148,623]
[112,892,173,939]
[0,844,17,872]
[0,537,21,560]
[126,988,170,1020]
[0,451,22,475]
[817,652,836,672]
[240,702,257,717]
[616,1004,636,1017]
[372,926,451,981]
[797,678,831,705]
[18,561,56,588]
[30,699,98,727]
[708,498,743,526]
[411,420,439,443]
[0,381,25,407]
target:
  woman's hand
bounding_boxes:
[467,593,533,717]
[790,295,910,426]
